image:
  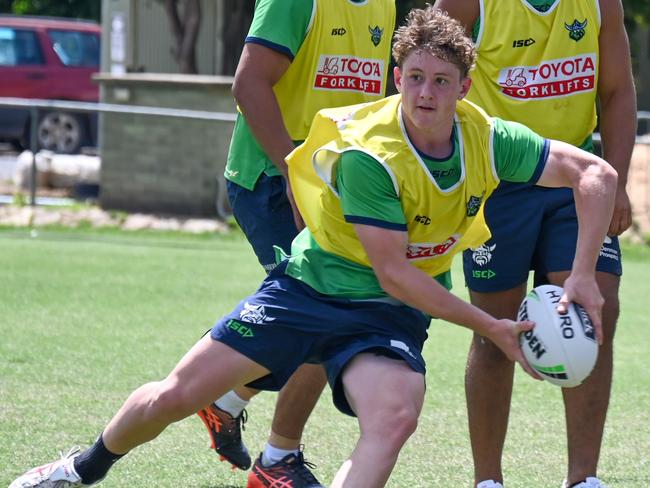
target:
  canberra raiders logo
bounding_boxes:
[466,194,483,217]
[565,19,587,42]
[368,25,384,46]
[471,243,496,266]
[239,302,275,324]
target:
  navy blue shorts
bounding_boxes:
[227,174,299,273]
[463,184,623,292]
[210,263,430,416]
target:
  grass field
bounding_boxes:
[0,227,648,487]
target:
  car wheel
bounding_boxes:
[37,111,84,154]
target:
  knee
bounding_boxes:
[471,334,512,365]
[143,379,195,424]
[363,402,419,448]
[601,291,619,345]
[385,404,419,447]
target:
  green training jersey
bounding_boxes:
[224,0,313,188]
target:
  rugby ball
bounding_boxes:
[517,284,598,388]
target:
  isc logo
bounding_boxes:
[414,215,431,225]
[512,38,535,48]
[331,27,347,36]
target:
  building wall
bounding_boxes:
[97,0,235,218]
[97,74,235,217]
[101,0,223,75]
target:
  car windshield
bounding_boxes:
[48,29,99,67]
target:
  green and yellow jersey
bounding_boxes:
[469,0,600,149]
[225,0,395,190]
[285,95,549,299]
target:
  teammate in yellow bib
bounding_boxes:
[435,0,636,486]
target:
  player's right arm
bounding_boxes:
[233,44,293,178]
[353,222,539,379]
[231,0,312,228]
[432,0,479,34]
[336,149,538,378]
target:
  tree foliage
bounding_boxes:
[0,0,100,22]
[623,0,650,27]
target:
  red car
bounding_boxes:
[0,15,100,153]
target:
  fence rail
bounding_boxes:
[0,97,236,219]
[1,97,650,225]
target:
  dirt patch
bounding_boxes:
[0,205,230,234]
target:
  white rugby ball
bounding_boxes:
[517,284,598,388]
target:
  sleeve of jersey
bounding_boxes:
[492,118,550,185]
[336,151,408,231]
[245,0,313,60]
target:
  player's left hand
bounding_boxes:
[557,274,604,345]
[608,186,632,236]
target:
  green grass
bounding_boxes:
[0,228,648,487]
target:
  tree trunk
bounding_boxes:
[222,0,254,75]
[162,0,201,74]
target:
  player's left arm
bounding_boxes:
[597,0,637,235]
[537,140,617,334]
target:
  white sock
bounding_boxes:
[214,390,249,417]
[477,481,504,488]
[261,443,299,467]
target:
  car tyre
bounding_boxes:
[37,111,85,154]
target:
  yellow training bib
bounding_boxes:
[468,0,600,146]
[274,0,395,141]
[288,95,500,278]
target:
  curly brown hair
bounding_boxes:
[392,5,476,78]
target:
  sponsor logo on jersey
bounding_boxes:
[368,25,384,46]
[239,302,275,324]
[512,37,536,48]
[466,194,484,216]
[414,214,431,225]
[331,27,347,36]
[431,168,456,179]
[314,55,385,94]
[406,235,459,260]
[498,54,596,100]
[565,18,587,42]
[471,243,496,266]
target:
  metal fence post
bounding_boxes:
[29,106,39,206]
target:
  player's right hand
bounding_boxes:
[490,319,542,381]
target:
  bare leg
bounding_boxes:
[232,385,260,401]
[547,271,619,485]
[269,363,328,449]
[103,335,269,454]
[331,353,425,488]
[465,283,527,485]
